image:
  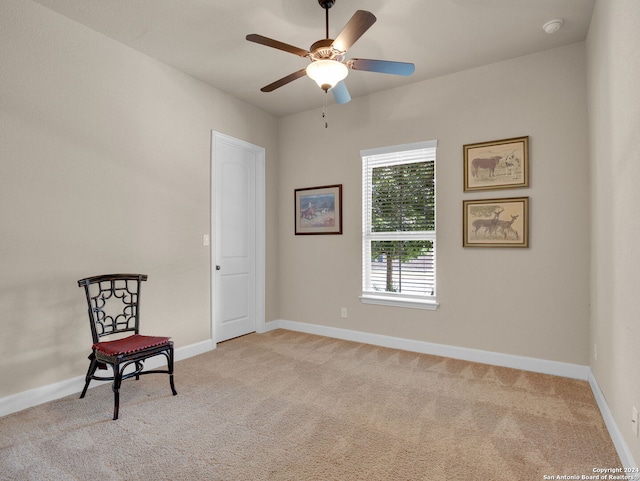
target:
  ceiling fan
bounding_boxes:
[246,0,415,106]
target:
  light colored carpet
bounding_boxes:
[0,329,620,480]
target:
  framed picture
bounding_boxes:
[463,136,529,191]
[294,184,342,235]
[463,197,529,247]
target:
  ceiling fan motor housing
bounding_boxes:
[309,39,345,61]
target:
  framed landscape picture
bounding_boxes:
[463,197,529,248]
[294,184,342,235]
[463,136,529,192]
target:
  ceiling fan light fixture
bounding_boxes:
[306,59,348,91]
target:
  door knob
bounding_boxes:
[216,265,221,271]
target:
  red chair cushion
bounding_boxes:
[93,334,171,356]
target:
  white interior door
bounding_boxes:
[212,132,265,343]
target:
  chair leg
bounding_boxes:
[112,362,123,420]
[80,354,98,399]
[168,348,177,396]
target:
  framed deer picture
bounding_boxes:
[463,136,529,191]
[463,197,529,248]
[294,184,343,235]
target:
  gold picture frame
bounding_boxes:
[294,184,343,235]
[463,136,529,191]
[463,197,529,248]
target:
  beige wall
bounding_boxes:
[587,0,640,464]
[278,42,590,365]
[0,0,279,397]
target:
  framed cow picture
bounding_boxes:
[463,136,529,191]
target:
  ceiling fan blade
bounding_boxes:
[246,34,309,58]
[260,69,308,92]
[332,10,376,53]
[349,58,415,76]
[331,81,351,104]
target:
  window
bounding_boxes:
[361,140,438,310]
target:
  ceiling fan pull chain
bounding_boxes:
[322,90,329,128]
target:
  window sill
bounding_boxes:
[360,294,439,310]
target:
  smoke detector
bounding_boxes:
[543,19,564,34]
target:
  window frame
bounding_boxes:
[360,140,439,310]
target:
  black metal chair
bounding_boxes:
[78,274,177,420]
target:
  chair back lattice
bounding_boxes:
[78,274,147,343]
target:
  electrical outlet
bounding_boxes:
[633,406,639,437]
[341,307,347,318]
[203,234,210,246]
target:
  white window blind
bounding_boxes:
[361,140,438,310]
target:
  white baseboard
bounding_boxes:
[266,319,638,471]
[266,319,589,379]
[589,371,639,472]
[175,338,216,362]
[0,338,215,418]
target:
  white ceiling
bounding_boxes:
[31,0,595,118]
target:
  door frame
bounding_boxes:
[211,131,266,344]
